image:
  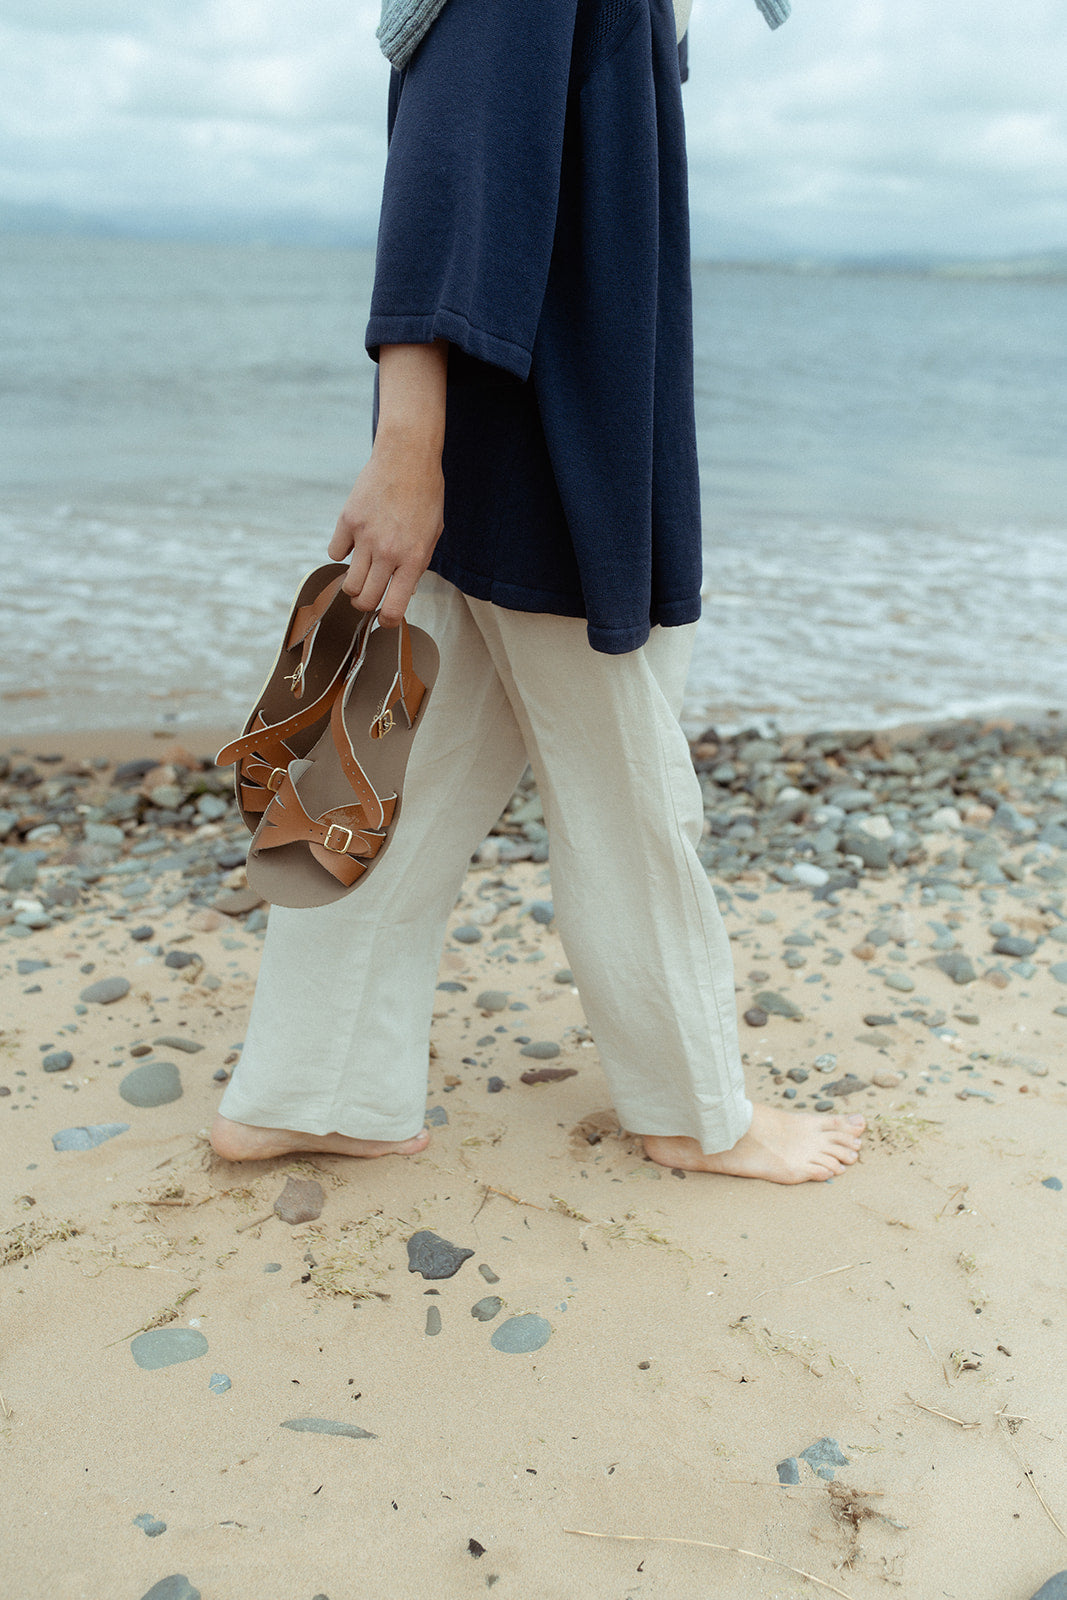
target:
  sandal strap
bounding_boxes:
[284,573,348,699]
[368,617,428,741]
[254,762,397,887]
[329,619,427,828]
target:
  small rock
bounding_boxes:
[864,1013,896,1027]
[188,910,222,933]
[519,1040,561,1059]
[407,1230,474,1280]
[42,1051,74,1074]
[130,925,155,942]
[471,1297,503,1322]
[872,1072,903,1089]
[478,1264,500,1284]
[753,990,802,1020]
[476,990,509,1012]
[153,1036,204,1054]
[452,924,483,944]
[1042,1177,1063,1191]
[883,972,915,993]
[17,959,50,975]
[197,793,229,821]
[799,1437,850,1480]
[937,952,977,985]
[993,934,1036,958]
[554,968,574,984]
[52,1123,129,1152]
[263,1263,282,1273]
[744,1006,768,1027]
[814,1099,835,1112]
[79,976,130,1005]
[213,888,263,916]
[3,857,39,892]
[852,942,876,961]
[273,1176,325,1225]
[1048,962,1067,985]
[120,1062,182,1108]
[280,1418,377,1440]
[209,1373,232,1393]
[138,1578,200,1600]
[133,1513,168,1537]
[130,1329,209,1370]
[776,1458,800,1485]
[490,1314,552,1353]
[426,1105,448,1126]
[792,863,829,887]
[487,1076,505,1093]
[425,1305,443,1336]
[529,901,554,924]
[520,1067,577,1085]
[822,1074,868,1097]
[164,950,199,970]
[1027,1574,1067,1600]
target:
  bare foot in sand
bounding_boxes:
[642,1103,865,1185]
[210,1113,430,1163]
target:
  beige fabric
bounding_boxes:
[220,573,752,1154]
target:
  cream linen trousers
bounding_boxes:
[219,572,753,1154]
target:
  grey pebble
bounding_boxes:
[799,1437,850,1480]
[120,1062,183,1108]
[3,857,39,891]
[776,1458,800,1485]
[553,968,573,984]
[17,959,50,975]
[936,952,977,985]
[478,1264,500,1284]
[281,1417,377,1440]
[79,976,130,1005]
[1028,1574,1067,1600]
[1042,1177,1063,1191]
[425,1305,442,1336]
[263,1263,282,1273]
[490,1313,551,1354]
[133,1514,167,1537]
[883,971,915,993]
[138,1578,200,1600]
[52,1122,129,1152]
[208,1373,231,1394]
[426,1105,449,1126]
[471,1296,503,1322]
[153,1035,204,1054]
[452,925,483,944]
[822,1074,868,1097]
[437,981,467,992]
[993,934,1036,958]
[476,990,509,1012]
[407,1230,474,1279]
[164,950,199,970]
[213,1068,230,1082]
[1049,962,1067,985]
[130,925,155,942]
[753,990,802,1020]
[130,1329,209,1370]
[529,901,554,924]
[487,1076,505,1093]
[520,1041,560,1059]
[743,1007,768,1027]
[43,1051,74,1074]
[786,1067,809,1084]
[813,1099,835,1113]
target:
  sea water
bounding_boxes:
[1,234,1064,737]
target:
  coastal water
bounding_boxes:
[1,234,1065,738]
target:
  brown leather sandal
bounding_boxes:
[215,564,368,832]
[245,615,440,909]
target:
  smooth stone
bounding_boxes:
[776,1457,800,1485]
[471,1296,503,1322]
[478,1264,500,1284]
[822,1074,868,1097]
[491,1313,551,1353]
[1028,1575,1067,1600]
[1042,1177,1063,1191]
[196,793,228,821]
[130,925,155,942]
[263,1263,282,1273]
[842,831,890,870]
[138,1578,200,1600]
[799,1437,850,1479]
[133,1514,167,1537]
[437,981,467,992]
[1049,962,1067,985]
[84,822,125,847]
[813,1099,835,1112]
[17,959,50,975]
[43,1051,74,1074]
[153,1035,204,1054]
[487,1076,505,1093]
[79,976,130,1005]
[993,934,1037,958]
[130,1329,209,1370]
[864,1013,896,1027]
[426,1104,449,1127]
[476,990,509,1012]
[52,1122,129,1152]
[208,1372,232,1393]
[883,971,915,992]
[213,887,262,916]
[520,1041,560,1059]
[743,1007,768,1027]
[529,901,554,924]
[753,990,802,1020]
[425,1305,442,1336]
[1050,926,1067,945]
[786,1068,809,1084]
[120,1062,182,1108]
[3,857,39,891]
[281,1417,376,1440]
[936,952,977,985]
[407,1230,474,1280]
[164,950,199,969]
[792,862,829,887]
[452,925,483,944]
[872,1072,903,1088]
[553,968,574,984]
[273,1176,325,1224]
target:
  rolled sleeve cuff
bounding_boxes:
[365,308,533,381]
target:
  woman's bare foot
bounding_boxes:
[642,1103,865,1185]
[210,1113,430,1163]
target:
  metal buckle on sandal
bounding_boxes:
[284,662,306,695]
[323,823,354,854]
[371,707,394,740]
[266,767,286,792]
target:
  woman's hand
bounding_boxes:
[328,340,448,627]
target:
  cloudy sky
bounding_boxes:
[0,0,1064,258]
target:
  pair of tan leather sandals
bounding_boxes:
[216,565,439,910]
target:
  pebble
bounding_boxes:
[883,972,915,993]
[452,925,483,944]
[519,1041,561,1059]
[263,1263,282,1273]
[490,1314,552,1354]
[52,1122,129,1152]
[153,1036,204,1054]
[993,934,1036,957]
[520,1066,577,1084]
[471,1297,503,1321]
[554,968,574,984]
[822,1074,868,1097]
[798,1437,849,1480]
[79,976,131,1005]
[813,1099,835,1112]
[426,1105,449,1126]
[478,1264,501,1284]
[1042,1177,1063,1191]
[120,1062,182,1108]
[213,888,262,916]
[872,1072,903,1089]
[425,1305,442,1336]
[1027,1575,1067,1600]
[792,863,829,887]
[786,1068,809,1084]
[130,1329,209,1370]
[1049,962,1067,985]
[273,1176,325,1224]
[164,950,199,970]
[133,1514,167,1537]
[407,1230,475,1280]
[743,1007,768,1027]
[936,952,977,985]
[476,990,509,1012]
[487,1076,505,1093]
[42,1051,74,1074]
[3,857,40,891]
[188,910,222,933]
[280,1417,377,1440]
[753,990,802,1020]
[130,925,155,942]
[776,1458,800,1485]
[138,1578,200,1600]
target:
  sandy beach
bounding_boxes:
[1,719,1065,1600]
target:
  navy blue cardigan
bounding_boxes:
[366,0,702,654]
